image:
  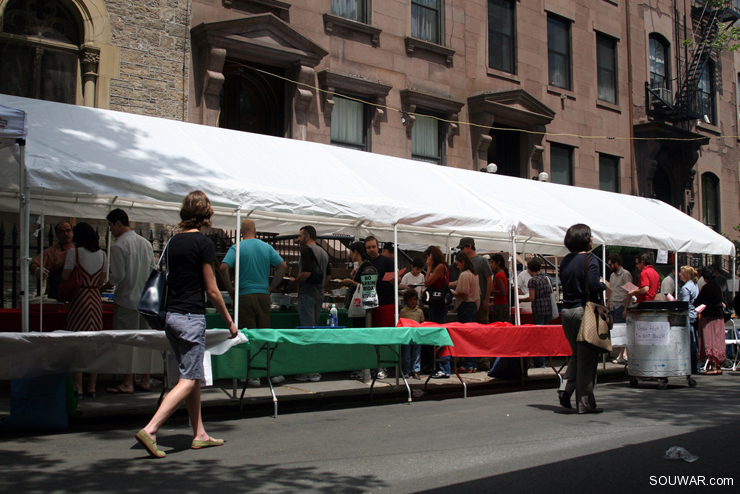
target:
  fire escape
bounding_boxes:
[646,1,740,124]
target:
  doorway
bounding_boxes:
[219,62,284,137]
[488,125,521,178]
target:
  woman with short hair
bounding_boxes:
[135,191,238,458]
[557,224,606,414]
[678,265,700,374]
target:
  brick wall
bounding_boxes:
[107,0,191,120]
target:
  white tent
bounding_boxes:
[0,94,734,255]
[0,94,735,328]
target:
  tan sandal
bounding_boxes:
[135,429,166,458]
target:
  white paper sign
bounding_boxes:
[656,250,668,264]
[634,321,670,346]
[202,351,213,387]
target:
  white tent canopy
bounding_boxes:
[0,94,734,257]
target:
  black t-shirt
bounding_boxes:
[371,254,395,306]
[166,232,216,315]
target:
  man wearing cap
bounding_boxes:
[456,237,493,324]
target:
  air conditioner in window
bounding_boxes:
[649,87,673,107]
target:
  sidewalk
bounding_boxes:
[0,358,630,426]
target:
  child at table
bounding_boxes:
[400,258,425,301]
[400,289,424,379]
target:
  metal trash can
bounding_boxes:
[626,301,696,389]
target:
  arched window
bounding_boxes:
[0,0,83,103]
[649,34,670,90]
[702,172,720,232]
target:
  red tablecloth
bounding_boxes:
[397,318,571,358]
[0,308,114,332]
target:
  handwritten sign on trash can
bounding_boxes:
[634,321,670,346]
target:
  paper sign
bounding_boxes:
[656,250,669,264]
[634,320,670,346]
[361,272,379,309]
[202,351,213,386]
[622,282,639,292]
[382,267,406,282]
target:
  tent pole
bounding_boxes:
[19,141,30,333]
[674,252,679,299]
[105,227,112,282]
[602,244,606,283]
[511,229,520,326]
[393,223,399,326]
[234,207,241,329]
[39,211,44,332]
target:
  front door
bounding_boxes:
[219,62,284,137]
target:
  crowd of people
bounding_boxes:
[29,195,737,454]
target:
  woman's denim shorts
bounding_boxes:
[165,312,206,380]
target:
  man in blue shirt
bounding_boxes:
[219,219,287,330]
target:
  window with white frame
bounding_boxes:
[599,154,619,192]
[412,0,442,44]
[547,15,571,90]
[596,33,617,104]
[488,0,516,74]
[331,0,367,23]
[550,143,573,185]
[330,96,369,151]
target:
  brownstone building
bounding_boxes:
[1,0,738,239]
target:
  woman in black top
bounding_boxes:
[340,241,375,328]
[557,224,606,414]
[694,266,726,374]
[135,191,238,458]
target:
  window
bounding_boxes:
[412,0,442,44]
[596,34,617,104]
[411,113,444,164]
[702,173,720,232]
[330,96,369,151]
[0,0,82,103]
[331,0,366,23]
[649,35,670,90]
[697,60,715,124]
[550,143,573,185]
[488,0,515,73]
[547,15,571,90]
[599,154,619,192]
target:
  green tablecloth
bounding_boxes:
[210,326,452,380]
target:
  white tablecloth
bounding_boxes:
[0,330,248,379]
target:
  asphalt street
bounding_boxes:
[2,373,738,494]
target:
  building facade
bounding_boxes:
[1,0,738,240]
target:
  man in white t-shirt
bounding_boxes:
[517,267,533,312]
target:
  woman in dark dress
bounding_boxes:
[694,266,726,375]
[557,224,606,414]
[135,191,238,458]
